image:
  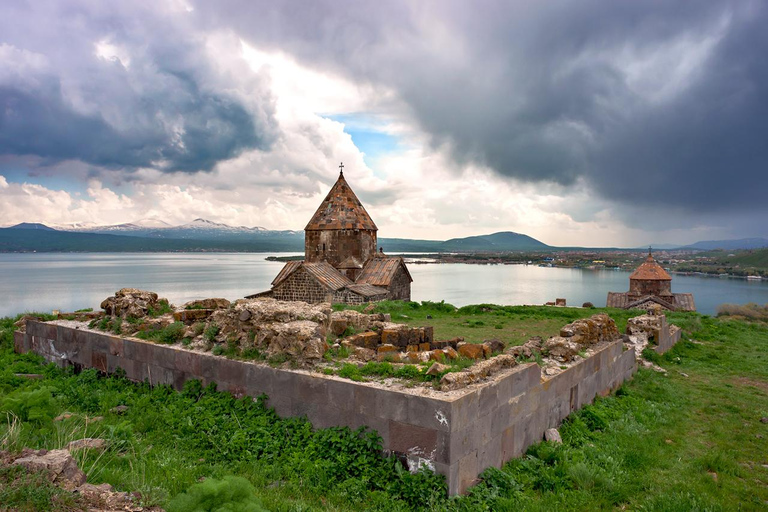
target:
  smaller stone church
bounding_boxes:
[606,250,695,312]
[251,166,412,305]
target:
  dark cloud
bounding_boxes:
[0,1,275,172]
[194,0,768,213]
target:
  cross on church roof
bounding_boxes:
[339,162,344,177]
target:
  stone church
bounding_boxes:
[606,250,695,311]
[252,166,412,305]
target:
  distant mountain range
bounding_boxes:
[2,218,767,253]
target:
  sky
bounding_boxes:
[1,0,767,247]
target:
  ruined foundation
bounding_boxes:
[16,320,652,495]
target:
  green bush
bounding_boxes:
[167,476,267,512]
[0,386,56,424]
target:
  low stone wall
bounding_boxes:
[17,320,643,495]
[654,316,682,354]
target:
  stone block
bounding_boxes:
[406,344,418,353]
[418,342,431,352]
[429,350,446,362]
[388,420,438,459]
[174,350,202,375]
[352,331,380,349]
[28,321,57,340]
[457,343,485,360]
[478,434,503,472]
[91,351,107,373]
[146,364,174,387]
[451,392,479,432]
[13,331,24,353]
[443,347,459,360]
[477,384,499,418]
[108,338,124,357]
[380,329,400,346]
[423,326,434,344]
[456,450,479,495]
[353,385,379,417]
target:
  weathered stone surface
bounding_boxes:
[66,438,107,451]
[557,314,620,348]
[544,428,562,443]
[263,320,327,359]
[350,331,380,349]
[238,309,252,322]
[110,405,129,414]
[377,344,398,361]
[440,354,516,390]
[351,347,376,362]
[183,298,230,310]
[457,342,485,360]
[173,309,213,322]
[506,336,543,359]
[543,336,580,361]
[13,449,86,490]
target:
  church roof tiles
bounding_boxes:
[629,253,672,281]
[305,172,377,231]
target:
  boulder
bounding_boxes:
[100,288,165,319]
[443,347,459,360]
[457,342,486,360]
[13,449,86,490]
[545,428,562,443]
[557,314,619,347]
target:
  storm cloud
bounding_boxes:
[0,1,276,172]
[194,0,768,212]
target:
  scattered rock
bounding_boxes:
[67,438,107,451]
[110,405,129,415]
[665,439,673,444]
[761,417,768,424]
[483,338,505,354]
[238,309,252,322]
[13,449,86,490]
[426,362,449,376]
[14,373,44,379]
[363,303,376,314]
[54,413,74,422]
[351,347,376,362]
[544,428,562,443]
[426,314,433,319]
[429,350,446,362]
[443,347,459,360]
[506,336,543,359]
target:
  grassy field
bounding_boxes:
[1,304,768,511]
[336,301,690,346]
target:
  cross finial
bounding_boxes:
[339,162,344,177]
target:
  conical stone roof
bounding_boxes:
[305,171,377,231]
[630,253,671,281]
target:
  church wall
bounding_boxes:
[305,229,377,268]
[629,279,671,297]
[387,266,412,301]
[272,268,332,304]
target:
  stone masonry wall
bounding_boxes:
[17,321,646,495]
[387,266,412,301]
[272,267,332,304]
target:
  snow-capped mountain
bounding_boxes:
[55,218,301,242]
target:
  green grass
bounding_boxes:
[336,300,680,346]
[2,308,768,510]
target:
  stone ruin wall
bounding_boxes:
[13,306,683,496]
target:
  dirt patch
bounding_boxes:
[732,377,768,394]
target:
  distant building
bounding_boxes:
[250,166,412,304]
[606,250,695,311]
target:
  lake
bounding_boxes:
[1,253,767,317]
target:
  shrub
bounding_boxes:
[167,476,267,512]
[0,386,56,424]
[716,303,768,321]
[204,324,220,342]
